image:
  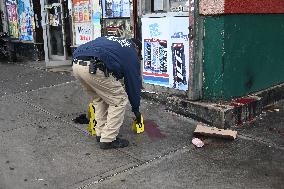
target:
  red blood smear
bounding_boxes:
[235,98,256,104]
[230,97,256,107]
[144,120,166,140]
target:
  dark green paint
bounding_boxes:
[203,16,225,100]
[203,14,284,100]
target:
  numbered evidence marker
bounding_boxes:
[88,102,97,136]
[132,115,145,134]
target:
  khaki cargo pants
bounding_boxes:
[72,62,128,142]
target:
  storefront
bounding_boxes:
[1,0,136,65]
[138,0,200,100]
[41,0,136,66]
[70,0,134,48]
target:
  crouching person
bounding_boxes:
[72,36,143,149]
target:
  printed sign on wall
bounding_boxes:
[18,0,34,41]
[142,17,170,87]
[75,23,93,45]
[92,0,101,39]
[169,17,189,90]
[73,0,91,23]
[102,0,130,18]
[5,0,19,38]
[142,16,190,90]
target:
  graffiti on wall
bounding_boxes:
[18,0,34,41]
[103,19,132,38]
[5,0,18,38]
[102,0,130,18]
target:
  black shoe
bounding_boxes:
[96,136,101,142]
[99,138,129,149]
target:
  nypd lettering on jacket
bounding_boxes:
[106,36,131,48]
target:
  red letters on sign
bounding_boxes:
[80,35,91,41]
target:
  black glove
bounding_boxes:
[134,111,142,123]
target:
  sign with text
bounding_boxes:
[5,0,19,38]
[142,17,170,87]
[142,16,190,90]
[75,23,93,45]
[73,0,91,23]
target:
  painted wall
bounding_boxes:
[200,0,284,15]
[203,14,284,100]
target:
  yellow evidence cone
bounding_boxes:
[132,115,144,134]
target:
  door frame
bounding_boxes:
[40,0,71,67]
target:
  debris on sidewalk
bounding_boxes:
[192,137,204,148]
[72,114,89,124]
[194,124,237,140]
[263,105,281,113]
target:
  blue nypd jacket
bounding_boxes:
[73,36,141,113]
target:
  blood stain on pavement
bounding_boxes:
[144,120,166,140]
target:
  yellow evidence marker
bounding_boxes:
[88,102,97,136]
[132,115,144,134]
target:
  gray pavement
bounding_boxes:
[0,61,283,189]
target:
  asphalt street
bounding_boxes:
[0,61,283,189]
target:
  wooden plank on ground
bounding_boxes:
[194,124,237,140]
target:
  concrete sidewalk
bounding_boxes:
[0,61,283,189]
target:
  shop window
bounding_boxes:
[141,0,168,14]
[141,0,189,14]
[169,0,189,12]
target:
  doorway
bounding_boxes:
[41,0,72,67]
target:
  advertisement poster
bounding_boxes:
[75,23,93,45]
[5,0,19,38]
[142,17,170,87]
[102,0,130,18]
[92,0,101,39]
[73,0,91,23]
[18,0,34,41]
[169,17,190,90]
[142,17,190,90]
[103,19,132,38]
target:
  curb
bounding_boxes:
[142,83,284,128]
